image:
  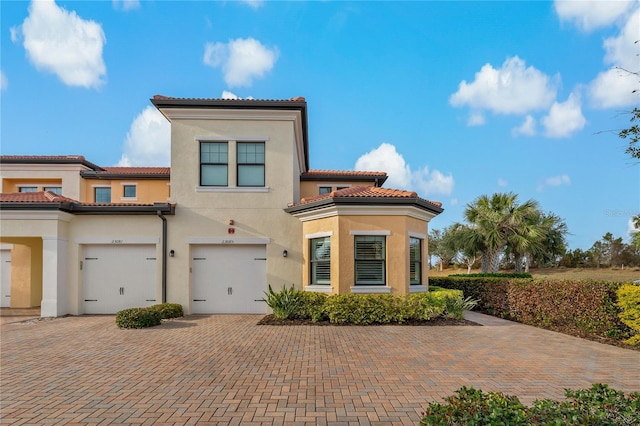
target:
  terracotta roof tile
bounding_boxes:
[299,185,442,208]
[100,167,170,175]
[0,191,78,203]
[153,94,305,102]
[302,170,387,177]
[1,155,87,161]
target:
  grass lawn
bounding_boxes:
[429,267,640,282]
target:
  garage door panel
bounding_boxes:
[83,245,156,314]
[192,245,267,314]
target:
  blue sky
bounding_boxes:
[1,0,639,251]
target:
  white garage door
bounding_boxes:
[0,249,11,308]
[191,245,267,314]
[82,244,157,314]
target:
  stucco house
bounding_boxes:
[0,96,443,317]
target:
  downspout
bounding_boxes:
[157,210,167,303]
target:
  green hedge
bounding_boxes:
[116,303,184,329]
[420,384,640,425]
[617,283,640,345]
[449,272,533,279]
[116,307,162,329]
[430,277,633,341]
[263,287,467,324]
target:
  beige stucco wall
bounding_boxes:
[0,164,86,200]
[165,114,303,312]
[81,179,170,203]
[300,213,431,295]
[0,239,42,307]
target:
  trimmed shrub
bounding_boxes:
[420,384,640,426]
[323,294,410,325]
[149,303,184,319]
[297,291,328,322]
[116,307,161,329]
[449,272,533,279]
[432,276,634,342]
[406,292,445,320]
[264,284,301,319]
[617,283,640,345]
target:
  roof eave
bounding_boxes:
[285,196,443,215]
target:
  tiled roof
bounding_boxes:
[100,167,170,175]
[153,95,305,102]
[299,185,443,208]
[0,191,175,214]
[0,191,77,203]
[0,155,103,170]
[302,170,387,177]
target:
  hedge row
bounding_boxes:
[618,284,640,345]
[448,272,533,279]
[116,303,184,329]
[264,285,472,324]
[430,277,636,342]
[420,383,640,425]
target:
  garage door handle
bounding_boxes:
[193,299,206,301]
[145,299,156,302]
[84,299,98,302]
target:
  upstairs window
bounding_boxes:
[43,187,62,195]
[310,237,331,285]
[237,142,265,187]
[123,185,136,198]
[409,237,422,285]
[200,142,228,186]
[319,186,332,195]
[354,236,386,285]
[18,187,37,193]
[94,187,111,203]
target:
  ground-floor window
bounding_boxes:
[410,237,422,285]
[354,235,386,285]
[310,236,331,285]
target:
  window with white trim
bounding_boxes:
[94,187,111,203]
[237,142,265,187]
[319,186,332,195]
[19,187,38,193]
[43,187,62,194]
[410,237,422,285]
[310,236,331,285]
[354,235,386,285]
[123,185,136,198]
[200,142,228,186]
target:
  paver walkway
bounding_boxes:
[1,311,639,425]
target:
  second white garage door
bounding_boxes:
[191,245,267,314]
[82,244,157,314]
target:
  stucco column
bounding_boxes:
[41,237,68,317]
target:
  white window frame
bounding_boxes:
[351,230,389,288]
[121,182,138,201]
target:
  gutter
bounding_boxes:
[157,210,168,304]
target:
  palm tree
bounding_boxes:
[507,211,568,272]
[463,193,541,273]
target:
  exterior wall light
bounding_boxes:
[169,249,175,257]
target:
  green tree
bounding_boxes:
[429,227,457,271]
[462,193,542,273]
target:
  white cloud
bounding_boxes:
[467,112,485,126]
[14,0,106,89]
[450,56,557,116]
[497,178,508,187]
[588,8,640,108]
[221,90,254,100]
[554,0,635,31]
[118,106,171,167]
[112,0,140,11]
[354,143,454,197]
[512,115,537,137]
[0,70,7,91]
[541,93,586,138]
[203,37,278,88]
[537,174,571,192]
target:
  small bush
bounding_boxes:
[617,283,640,345]
[323,294,410,325]
[149,303,184,319]
[420,384,640,426]
[297,291,328,322]
[116,307,161,329]
[264,284,301,319]
[406,293,445,320]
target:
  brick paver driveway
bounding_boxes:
[1,311,639,425]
